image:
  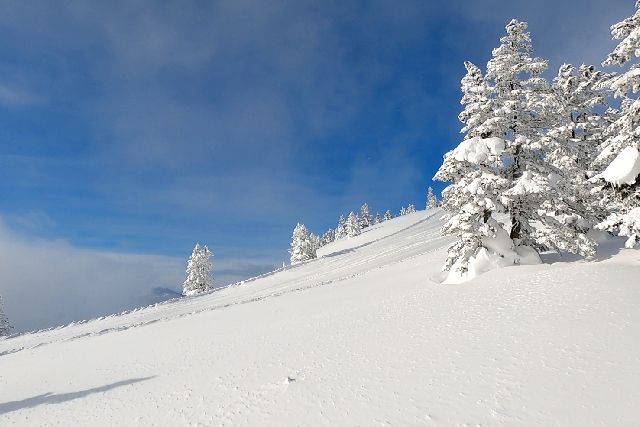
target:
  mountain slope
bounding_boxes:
[1,210,638,426]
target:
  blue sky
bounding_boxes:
[0,0,632,315]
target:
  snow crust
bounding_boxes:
[601,146,640,186]
[452,136,505,164]
[0,210,638,426]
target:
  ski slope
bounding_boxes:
[1,210,638,426]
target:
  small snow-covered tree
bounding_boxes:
[374,212,382,224]
[309,233,321,253]
[183,244,214,296]
[426,186,439,210]
[320,229,335,246]
[358,203,373,229]
[383,210,393,221]
[594,2,640,247]
[406,204,416,214]
[345,211,361,237]
[0,295,11,337]
[399,206,407,216]
[334,214,347,240]
[289,223,317,264]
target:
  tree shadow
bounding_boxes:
[0,376,155,415]
[540,235,628,264]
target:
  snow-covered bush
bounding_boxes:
[183,244,214,296]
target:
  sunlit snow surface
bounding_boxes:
[1,210,638,426]
[601,145,640,186]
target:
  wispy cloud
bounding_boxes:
[0,83,41,108]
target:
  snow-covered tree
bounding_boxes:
[309,233,321,253]
[383,210,393,221]
[484,19,552,247]
[183,244,214,296]
[358,203,373,229]
[434,59,510,274]
[289,223,317,264]
[0,295,11,337]
[345,211,361,237]
[426,186,439,210]
[334,214,347,240]
[399,206,407,216]
[406,204,416,214]
[594,2,640,247]
[320,229,335,246]
[374,212,382,224]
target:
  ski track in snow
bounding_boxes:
[0,209,638,426]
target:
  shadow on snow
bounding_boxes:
[0,376,155,415]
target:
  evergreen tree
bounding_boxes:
[374,212,382,224]
[320,229,335,246]
[334,214,347,240]
[289,223,317,264]
[345,211,361,237]
[595,1,640,247]
[400,206,407,216]
[309,233,321,253]
[406,204,417,214]
[485,19,550,247]
[183,244,214,296]
[383,210,394,221]
[0,295,11,337]
[426,186,439,210]
[434,59,510,273]
[358,203,373,228]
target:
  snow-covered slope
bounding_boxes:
[1,210,638,426]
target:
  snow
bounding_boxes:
[601,146,640,186]
[452,136,506,164]
[1,210,639,426]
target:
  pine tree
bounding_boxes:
[0,295,11,337]
[345,211,361,237]
[309,233,321,253]
[289,223,317,264]
[426,186,439,210]
[406,204,416,214]
[374,212,382,224]
[183,244,214,296]
[594,1,640,248]
[399,206,407,216]
[434,59,510,274]
[485,19,550,247]
[383,210,393,221]
[358,203,373,229]
[334,214,347,240]
[320,229,335,246]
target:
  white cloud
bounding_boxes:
[0,217,277,333]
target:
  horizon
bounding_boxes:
[0,0,633,331]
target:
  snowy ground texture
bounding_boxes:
[1,210,639,426]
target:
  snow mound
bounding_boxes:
[601,146,640,186]
[452,136,505,164]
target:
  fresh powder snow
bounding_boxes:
[1,210,638,426]
[601,145,640,186]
